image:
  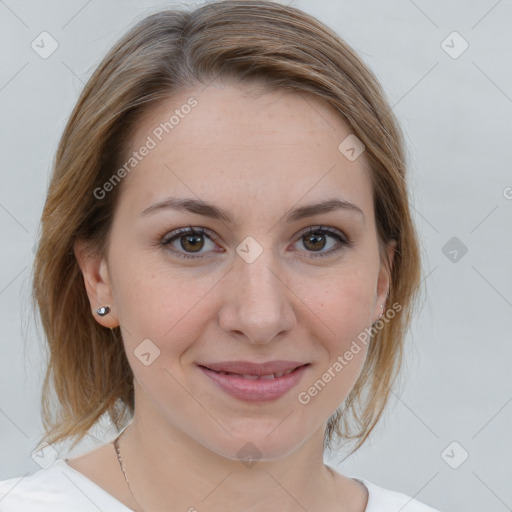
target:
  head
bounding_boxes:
[33,0,421,458]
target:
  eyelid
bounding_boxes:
[159,225,352,260]
[159,226,222,260]
[296,225,349,243]
[160,226,218,244]
[290,225,353,258]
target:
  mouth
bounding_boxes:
[197,363,310,402]
[197,359,309,375]
[199,366,305,379]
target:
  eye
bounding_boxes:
[160,226,221,259]
[159,225,352,260]
[292,226,353,258]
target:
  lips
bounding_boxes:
[197,360,308,377]
[213,368,297,379]
[203,367,299,380]
[198,362,310,402]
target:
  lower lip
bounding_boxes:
[198,364,309,402]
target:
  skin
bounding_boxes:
[72,80,395,512]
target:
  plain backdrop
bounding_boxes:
[1,1,511,511]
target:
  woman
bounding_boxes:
[0,1,443,510]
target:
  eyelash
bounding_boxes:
[159,225,353,260]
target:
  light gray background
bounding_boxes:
[1,1,511,511]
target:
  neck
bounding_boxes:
[115,391,346,512]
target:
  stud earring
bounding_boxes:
[96,306,111,316]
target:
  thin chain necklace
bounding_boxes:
[113,432,146,512]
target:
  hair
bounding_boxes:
[32,0,422,455]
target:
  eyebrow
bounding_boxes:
[141,197,365,224]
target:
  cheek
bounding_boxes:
[110,226,379,358]
[299,263,377,337]
[294,259,377,382]
[111,249,220,354]
[293,270,375,413]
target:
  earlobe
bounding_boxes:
[73,239,119,328]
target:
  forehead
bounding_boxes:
[117,81,374,226]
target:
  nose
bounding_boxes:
[217,248,296,344]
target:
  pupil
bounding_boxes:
[305,233,325,251]
[182,234,203,252]
[178,232,327,254]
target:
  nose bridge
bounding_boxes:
[220,241,295,343]
[240,252,281,307]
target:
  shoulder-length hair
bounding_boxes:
[33,0,421,455]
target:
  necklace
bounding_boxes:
[114,432,146,512]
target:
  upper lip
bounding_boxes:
[198,360,309,376]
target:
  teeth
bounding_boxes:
[216,368,296,379]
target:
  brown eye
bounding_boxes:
[295,226,352,258]
[160,226,220,259]
[302,231,328,252]
[179,233,205,253]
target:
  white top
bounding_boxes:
[0,459,443,511]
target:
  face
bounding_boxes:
[76,81,394,461]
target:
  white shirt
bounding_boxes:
[0,459,443,511]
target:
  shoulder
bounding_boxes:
[0,459,129,512]
[356,478,444,512]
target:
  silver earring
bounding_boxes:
[97,306,111,316]
[379,304,384,318]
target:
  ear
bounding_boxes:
[74,238,119,329]
[373,239,397,323]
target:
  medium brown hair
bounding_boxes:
[33,0,422,455]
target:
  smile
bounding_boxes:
[198,364,310,402]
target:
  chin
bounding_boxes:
[198,426,308,464]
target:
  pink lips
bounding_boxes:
[197,360,309,402]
